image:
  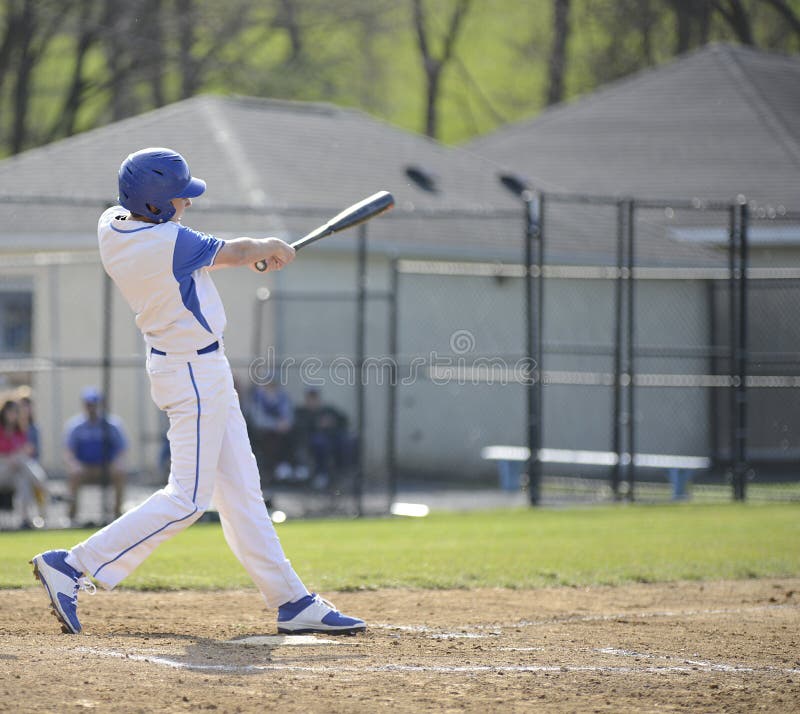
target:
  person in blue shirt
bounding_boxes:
[244,377,295,485]
[63,387,127,524]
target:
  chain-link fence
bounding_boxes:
[1,192,798,527]
[387,195,800,506]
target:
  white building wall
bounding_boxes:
[1,249,743,485]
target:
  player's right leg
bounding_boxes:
[66,354,229,587]
[32,353,231,634]
[212,371,365,634]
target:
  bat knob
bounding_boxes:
[255,260,267,272]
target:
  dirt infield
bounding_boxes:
[1,580,798,713]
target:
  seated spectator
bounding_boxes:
[16,389,40,459]
[293,388,355,487]
[64,387,127,524]
[244,377,294,484]
[17,388,48,517]
[0,398,48,528]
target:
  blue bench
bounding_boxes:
[481,446,710,500]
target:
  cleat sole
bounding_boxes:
[277,626,366,636]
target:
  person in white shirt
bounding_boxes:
[31,147,365,636]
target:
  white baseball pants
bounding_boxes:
[68,347,309,608]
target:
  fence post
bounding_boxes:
[707,281,720,471]
[728,203,738,492]
[354,223,367,516]
[386,259,399,512]
[611,200,625,499]
[524,192,542,506]
[48,263,63,488]
[626,199,636,501]
[100,269,114,524]
[536,193,545,501]
[733,200,749,501]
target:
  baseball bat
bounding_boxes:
[255,190,394,271]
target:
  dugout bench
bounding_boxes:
[481,445,710,500]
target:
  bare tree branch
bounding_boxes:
[762,0,800,38]
[10,0,70,153]
[275,0,304,64]
[0,1,23,103]
[411,0,472,139]
[712,0,754,45]
[144,0,167,107]
[46,0,104,141]
[546,0,571,106]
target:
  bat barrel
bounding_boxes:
[255,190,394,271]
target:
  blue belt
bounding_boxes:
[150,340,219,356]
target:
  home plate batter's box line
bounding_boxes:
[596,648,800,674]
[373,602,798,633]
[73,647,800,677]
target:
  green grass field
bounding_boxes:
[1,503,798,591]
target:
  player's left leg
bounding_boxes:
[211,381,308,608]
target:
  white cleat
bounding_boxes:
[277,593,366,635]
[31,550,95,634]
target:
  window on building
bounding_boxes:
[0,289,33,355]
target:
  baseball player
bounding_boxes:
[31,148,365,636]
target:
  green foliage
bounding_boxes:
[1,503,798,590]
[0,0,798,158]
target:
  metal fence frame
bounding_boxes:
[2,190,797,515]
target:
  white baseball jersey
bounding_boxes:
[97,206,226,353]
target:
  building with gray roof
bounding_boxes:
[466,43,800,481]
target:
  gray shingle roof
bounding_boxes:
[463,43,800,266]
[0,96,521,260]
[467,43,800,207]
[4,44,797,267]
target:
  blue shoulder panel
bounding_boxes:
[172,226,224,333]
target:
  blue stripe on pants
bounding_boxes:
[187,362,201,503]
[93,362,202,579]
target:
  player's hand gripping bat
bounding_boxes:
[255,191,395,272]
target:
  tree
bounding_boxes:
[763,0,800,38]
[411,0,472,139]
[275,0,304,65]
[1,0,799,157]
[5,0,68,153]
[712,0,754,45]
[546,0,571,106]
[46,0,105,141]
[666,0,712,54]
[176,0,201,99]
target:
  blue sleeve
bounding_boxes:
[172,225,224,279]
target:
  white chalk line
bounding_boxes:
[74,646,800,677]
[373,602,798,635]
[67,604,800,677]
[596,647,800,675]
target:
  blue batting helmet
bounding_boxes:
[118,147,206,223]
